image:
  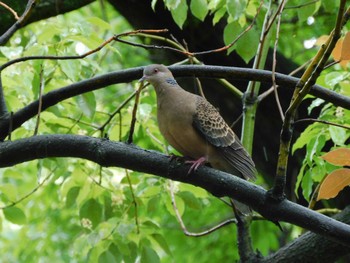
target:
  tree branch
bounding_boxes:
[263,206,350,262]
[0,0,36,45]
[1,134,350,248]
[1,65,350,140]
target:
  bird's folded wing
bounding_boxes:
[192,97,235,147]
[193,97,256,180]
[221,141,256,180]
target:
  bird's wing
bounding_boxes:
[221,139,257,180]
[193,97,256,180]
[192,97,235,147]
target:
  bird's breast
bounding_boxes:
[156,93,216,159]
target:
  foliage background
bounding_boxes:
[0,0,349,262]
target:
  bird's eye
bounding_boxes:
[154,68,159,73]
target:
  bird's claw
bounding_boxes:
[185,156,207,174]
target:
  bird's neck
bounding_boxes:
[153,78,180,96]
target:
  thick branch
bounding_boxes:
[1,134,350,249]
[263,206,350,262]
[1,65,350,140]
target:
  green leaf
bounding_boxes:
[306,133,325,166]
[75,92,96,119]
[308,98,325,114]
[324,72,346,88]
[236,27,259,63]
[141,247,160,263]
[223,22,241,54]
[164,195,185,216]
[0,183,18,201]
[98,250,116,263]
[79,199,103,229]
[165,0,181,9]
[66,186,80,208]
[178,191,202,210]
[329,125,347,145]
[213,6,226,25]
[151,234,172,255]
[322,1,339,10]
[0,46,23,59]
[3,206,26,225]
[297,2,319,22]
[295,163,306,198]
[190,0,208,21]
[227,0,247,21]
[301,169,313,202]
[170,0,188,28]
[151,0,158,10]
[58,60,81,82]
[292,123,322,154]
[87,17,111,30]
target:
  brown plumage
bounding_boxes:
[140,64,256,180]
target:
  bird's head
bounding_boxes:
[139,64,172,85]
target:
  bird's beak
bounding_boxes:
[138,75,146,83]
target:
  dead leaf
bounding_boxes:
[341,32,350,60]
[332,38,342,61]
[321,148,350,166]
[317,168,350,200]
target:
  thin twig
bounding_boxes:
[0,1,19,19]
[272,0,347,199]
[125,169,139,234]
[127,83,143,144]
[259,59,311,101]
[294,118,350,130]
[169,181,237,237]
[114,2,263,58]
[34,64,44,135]
[0,0,37,45]
[94,86,145,137]
[271,0,287,121]
[0,167,55,209]
[285,0,320,10]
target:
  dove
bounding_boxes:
[139,64,256,181]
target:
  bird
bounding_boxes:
[139,64,256,181]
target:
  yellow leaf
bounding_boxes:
[315,35,329,46]
[341,32,350,60]
[321,148,350,166]
[332,38,342,61]
[317,168,350,200]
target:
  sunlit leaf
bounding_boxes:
[141,247,160,263]
[329,125,347,145]
[317,168,350,200]
[170,0,188,28]
[190,0,208,21]
[297,1,319,22]
[341,32,350,60]
[3,206,26,225]
[151,234,172,255]
[75,92,96,119]
[227,0,247,21]
[86,17,111,30]
[177,191,202,210]
[164,195,185,216]
[301,169,313,202]
[236,27,259,63]
[98,250,116,263]
[213,6,226,25]
[80,199,103,229]
[321,148,350,166]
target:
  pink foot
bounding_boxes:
[185,157,207,174]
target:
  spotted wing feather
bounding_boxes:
[193,97,256,180]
